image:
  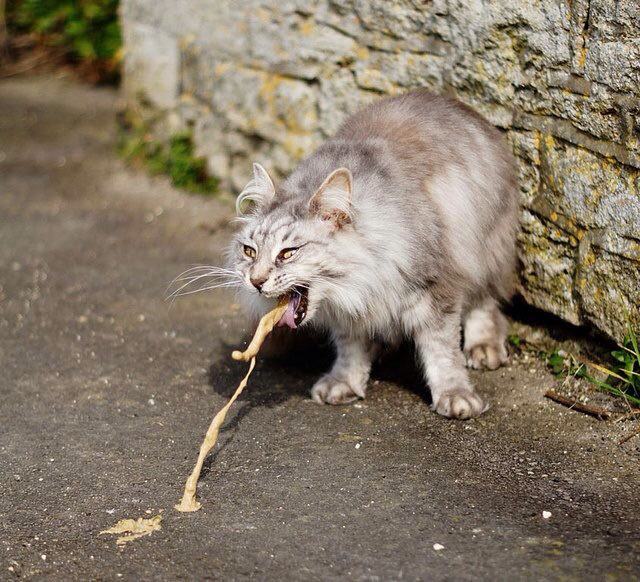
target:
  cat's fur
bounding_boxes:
[229,89,518,419]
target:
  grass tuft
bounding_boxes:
[118,124,218,195]
[546,324,640,408]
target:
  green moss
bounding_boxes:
[118,124,218,195]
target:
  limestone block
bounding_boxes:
[122,21,180,109]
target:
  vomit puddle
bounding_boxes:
[100,514,162,546]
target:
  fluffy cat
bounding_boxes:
[229,89,518,419]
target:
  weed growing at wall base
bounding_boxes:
[118,125,219,195]
[547,325,640,408]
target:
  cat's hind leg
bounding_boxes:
[410,298,486,420]
[311,330,377,405]
[463,296,509,370]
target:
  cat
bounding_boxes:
[229,89,518,419]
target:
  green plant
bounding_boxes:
[546,326,640,408]
[119,126,219,195]
[546,350,568,376]
[507,334,522,348]
[166,133,219,193]
[8,0,121,77]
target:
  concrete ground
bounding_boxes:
[1,75,639,581]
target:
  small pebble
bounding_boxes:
[433,543,444,551]
[542,511,552,519]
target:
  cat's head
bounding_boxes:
[229,163,354,328]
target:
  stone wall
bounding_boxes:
[121,0,640,341]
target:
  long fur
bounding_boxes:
[228,90,518,418]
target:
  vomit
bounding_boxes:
[100,515,162,545]
[175,299,288,512]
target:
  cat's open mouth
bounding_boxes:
[277,286,309,329]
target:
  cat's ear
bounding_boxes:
[308,168,353,228]
[236,163,276,215]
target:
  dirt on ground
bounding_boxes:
[1,75,639,581]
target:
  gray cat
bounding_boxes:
[230,90,518,419]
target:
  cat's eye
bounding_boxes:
[243,245,256,259]
[277,247,299,261]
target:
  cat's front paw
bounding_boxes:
[465,341,508,370]
[432,388,486,420]
[311,375,364,405]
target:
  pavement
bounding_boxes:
[1,75,639,581]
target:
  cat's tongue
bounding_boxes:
[277,295,298,329]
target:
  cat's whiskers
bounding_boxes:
[166,265,242,302]
[171,280,241,299]
[167,265,239,288]
[167,273,222,300]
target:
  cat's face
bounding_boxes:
[229,164,353,328]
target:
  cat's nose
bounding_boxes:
[250,276,267,292]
